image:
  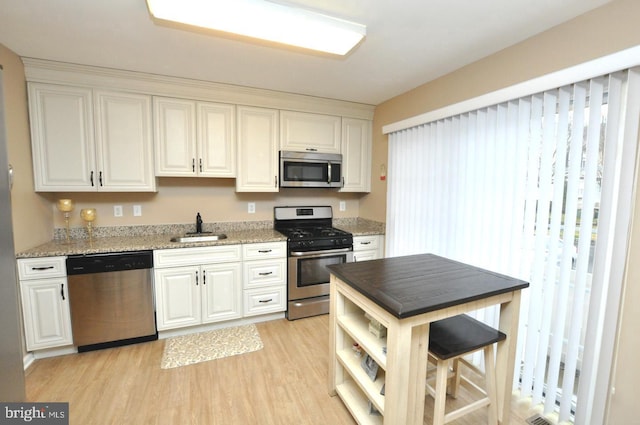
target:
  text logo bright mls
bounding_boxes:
[1,403,68,424]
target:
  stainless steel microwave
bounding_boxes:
[279,151,342,188]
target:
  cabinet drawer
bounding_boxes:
[18,257,67,280]
[154,245,241,268]
[243,258,286,289]
[353,235,379,252]
[242,242,286,260]
[243,286,285,316]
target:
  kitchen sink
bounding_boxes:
[170,233,228,243]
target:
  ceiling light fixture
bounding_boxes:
[146,0,366,56]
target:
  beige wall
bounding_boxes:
[48,181,363,231]
[365,0,640,422]
[0,44,51,252]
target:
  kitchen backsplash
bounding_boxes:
[53,217,381,241]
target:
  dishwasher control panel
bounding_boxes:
[66,250,153,275]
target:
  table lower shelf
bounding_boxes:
[336,380,383,425]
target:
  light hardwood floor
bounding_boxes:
[25,315,532,424]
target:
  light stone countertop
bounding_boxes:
[334,218,386,236]
[16,218,385,259]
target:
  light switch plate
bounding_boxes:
[113,205,123,217]
[248,202,256,214]
[339,201,346,211]
[133,205,142,216]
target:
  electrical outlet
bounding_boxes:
[113,205,123,217]
[133,205,142,217]
[248,202,256,214]
[339,201,346,212]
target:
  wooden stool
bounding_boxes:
[426,314,506,425]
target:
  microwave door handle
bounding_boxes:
[327,162,332,184]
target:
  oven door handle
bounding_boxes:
[290,247,352,257]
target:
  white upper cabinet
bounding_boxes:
[28,83,155,192]
[340,118,372,193]
[280,110,341,154]
[153,97,196,176]
[153,97,236,177]
[236,106,279,192]
[198,102,236,177]
[94,91,155,191]
[28,84,96,191]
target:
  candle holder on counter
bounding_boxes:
[80,208,97,242]
[56,199,74,243]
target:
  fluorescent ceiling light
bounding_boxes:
[146,0,366,55]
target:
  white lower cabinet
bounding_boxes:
[154,246,242,331]
[242,242,287,317]
[17,257,73,351]
[353,235,384,262]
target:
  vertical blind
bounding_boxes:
[386,69,639,423]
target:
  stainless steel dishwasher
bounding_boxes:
[66,250,157,352]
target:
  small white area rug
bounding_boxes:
[161,324,263,369]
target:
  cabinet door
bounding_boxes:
[353,250,378,263]
[153,97,197,176]
[236,106,279,192]
[154,266,201,330]
[340,118,372,193]
[353,235,384,261]
[27,83,96,191]
[198,102,236,177]
[280,111,341,154]
[201,263,242,323]
[94,91,156,191]
[20,278,73,350]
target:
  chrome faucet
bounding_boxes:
[196,212,203,234]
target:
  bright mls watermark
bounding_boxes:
[0,403,68,424]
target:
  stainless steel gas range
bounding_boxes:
[274,206,353,320]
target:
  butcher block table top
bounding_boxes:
[327,253,529,318]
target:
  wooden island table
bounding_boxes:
[327,254,529,425]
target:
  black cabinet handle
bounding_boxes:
[31,266,54,271]
[60,284,65,301]
[360,241,371,245]
[99,171,103,186]
[305,148,318,152]
[192,158,195,172]
[195,270,199,285]
[90,171,94,186]
[258,249,272,253]
[258,272,273,276]
[258,298,273,304]
[203,270,206,285]
[199,158,203,172]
